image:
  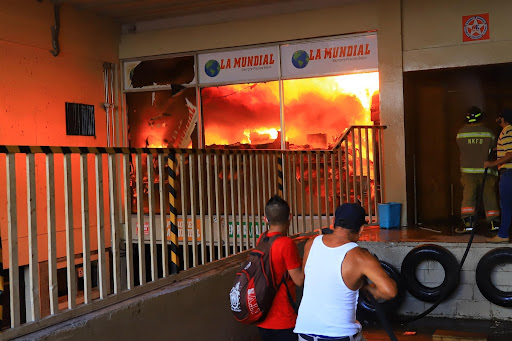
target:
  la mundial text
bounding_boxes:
[217,43,372,69]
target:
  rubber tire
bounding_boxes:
[357,261,405,323]
[401,244,460,303]
[476,247,512,307]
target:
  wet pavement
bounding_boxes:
[362,317,512,340]
[359,222,500,243]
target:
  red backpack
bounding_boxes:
[230,232,291,324]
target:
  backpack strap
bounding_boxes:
[260,232,299,313]
[279,273,298,314]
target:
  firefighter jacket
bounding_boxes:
[456,124,497,175]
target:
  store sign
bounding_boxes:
[462,13,490,42]
[167,218,202,242]
[280,34,378,79]
[198,46,280,85]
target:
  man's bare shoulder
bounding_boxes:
[346,246,374,265]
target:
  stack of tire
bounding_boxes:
[357,245,512,325]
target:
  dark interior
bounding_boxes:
[404,63,512,225]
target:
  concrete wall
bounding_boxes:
[359,241,512,320]
[119,0,408,223]
[17,258,260,341]
[0,1,120,266]
[402,0,512,71]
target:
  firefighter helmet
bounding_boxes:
[466,106,483,123]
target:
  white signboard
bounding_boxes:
[198,46,280,85]
[280,34,378,79]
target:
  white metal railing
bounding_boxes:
[0,125,384,336]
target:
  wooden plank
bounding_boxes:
[365,128,372,220]
[372,128,379,222]
[95,154,108,297]
[351,131,357,204]
[261,154,267,222]
[243,154,249,250]
[26,154,40,321]
[63,154,76,309]
[272,154,277,195]
[189,154,198,267]
[324,153,330,228]
[80,154,92,304]
[307,153,314,232]
[197,154,206,264]
[267,154,271,201]
[46,154,58,315]
[292,154,298,234]
[255,154,262,239]
[6,154,20,327]
[179,153,188,270]
[300,153,306,233]
[378,128,384,204]
[338,148,344,205]
[214,154,222,259]
[122,154,134,290]
[206,154,214,261]
[222,154,230,258]
[315,153,322,228]
[135,154,146,285]
[159,154,169,277]
[358,128,364,207]
[345,137,351,202]
[229,154,237,254]
[236,154,243,252]
[331,153,337,216]
[109,154,122,292]
[249,154,256,247]
[146,154,157,282]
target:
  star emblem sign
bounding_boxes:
[464,16,488,40]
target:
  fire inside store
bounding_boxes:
[124,35,380,224]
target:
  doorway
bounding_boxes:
[404,63,512,224]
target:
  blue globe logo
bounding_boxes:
[292,50,309,69]
[205,60,221,77]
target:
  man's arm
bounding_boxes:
[288,266,304,287]
[485,151,512,168]
[358,249,397,300]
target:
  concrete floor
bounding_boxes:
[359,221,499,244]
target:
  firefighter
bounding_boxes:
[455,106,500,234]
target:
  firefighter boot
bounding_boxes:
[490,220,500,232]
[455,216,474,234]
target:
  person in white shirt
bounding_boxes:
[294,203,397,341]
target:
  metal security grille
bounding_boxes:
[65,103,95,136]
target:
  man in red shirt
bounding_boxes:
[256,196,304,341]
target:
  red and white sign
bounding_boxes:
[198,46,280,85]
[462,13,490,42]
[135,222,150,236]
[280,34,378,80]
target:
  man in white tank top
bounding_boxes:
[294,203,397,341]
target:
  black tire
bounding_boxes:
[401,244,460,302]
[476,247,512,307]
[357,261,405,323]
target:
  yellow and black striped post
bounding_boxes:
[277,155,284,197]
[168,152,179,274]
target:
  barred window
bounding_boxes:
[65,102,95,136]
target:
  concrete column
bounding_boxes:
[377,0,407,224]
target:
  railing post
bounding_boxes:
[168,152,179,274]
[7,153,20,327]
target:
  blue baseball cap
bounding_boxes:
[334,203,366,231]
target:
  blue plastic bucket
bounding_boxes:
[378,202,402,228]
